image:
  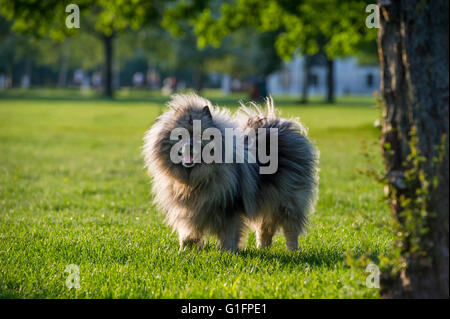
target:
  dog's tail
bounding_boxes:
[238,96,319,216]
[237,96,309,136]
[237,96,276,120]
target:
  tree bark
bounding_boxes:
[103,34,114,98]
[194,64,204,93]
[378,0,449,298]
[301,55,311,103]
[24,59,32,87]
[326,57,335,103]
[7,65,13,88]
[58,47,69,87]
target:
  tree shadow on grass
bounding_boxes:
[237,247,345,268]
[236,243,385,270]
[195,241,346,268]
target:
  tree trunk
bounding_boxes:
[103,34,114,98]
[194,64,204,93]
[301,55,311,104]
[58,47,69,87]
[325,57,335,103]
[378,0,449,298]
[24,59,32,88]
[7,65,13,88]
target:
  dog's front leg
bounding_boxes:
[178,230,203,251]
[218,215,244,253]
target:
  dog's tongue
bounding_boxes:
[183,153,193,164]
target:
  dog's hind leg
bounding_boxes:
[281,219,301,251]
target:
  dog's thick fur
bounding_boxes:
[143,93,319,251]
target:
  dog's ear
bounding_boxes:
[202,105,212,119]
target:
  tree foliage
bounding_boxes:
[0,0,161,39]
[179,0,377,60]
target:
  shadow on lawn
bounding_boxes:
[237,248,345,267]
[185,241,346,267]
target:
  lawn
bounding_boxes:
[0,89,392,298]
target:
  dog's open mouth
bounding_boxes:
[181,143,196,168]
[182,154,195,168]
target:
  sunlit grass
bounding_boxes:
[0,89,391,298]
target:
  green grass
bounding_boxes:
[0,89,391,298]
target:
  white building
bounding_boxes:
[267,56,380,96]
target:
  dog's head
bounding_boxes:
[143,93,222,185]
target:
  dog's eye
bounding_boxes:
[178,149,182,156]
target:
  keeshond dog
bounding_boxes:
[143,93,318,252]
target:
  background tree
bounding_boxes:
[377,0,449,298]
[189,0,376,103]
[196,28,282,93]
[0,0,162,97]
[0,14,107,88]
[162,1,282,95]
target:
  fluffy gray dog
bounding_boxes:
[143,93,318,252]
